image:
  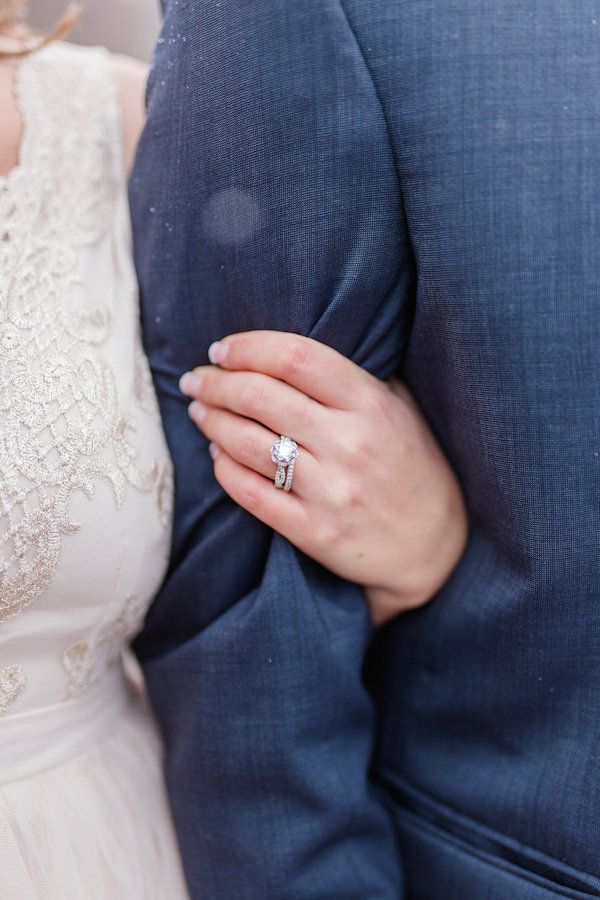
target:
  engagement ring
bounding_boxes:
[270,436,298,493]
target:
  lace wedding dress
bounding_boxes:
[0,42,189,898]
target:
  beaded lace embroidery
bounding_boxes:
[0,665,26,715]
[62,594,149,698]
[0,46,168,628]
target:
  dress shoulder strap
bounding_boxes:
[15,41,124,226]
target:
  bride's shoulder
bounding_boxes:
[110,54,148,173]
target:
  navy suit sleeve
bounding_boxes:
[130,1,414,896]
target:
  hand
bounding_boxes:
[180,331,468,626]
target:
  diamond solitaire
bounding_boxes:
[270,437,298,466]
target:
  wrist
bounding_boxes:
[367,492,469,627]
[365,584,432,628]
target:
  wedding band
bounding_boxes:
[270,436,299,493]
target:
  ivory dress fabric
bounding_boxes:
[0,42,188,898]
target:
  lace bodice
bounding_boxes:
[0,43,173,716]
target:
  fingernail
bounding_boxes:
[208,341,229,365]
[179,372,203,396]
[208,442,220,460]
[188,400,207,422]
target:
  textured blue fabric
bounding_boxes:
[130,1,600,897]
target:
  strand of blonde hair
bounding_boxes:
[0,2,81,57]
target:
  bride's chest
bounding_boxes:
[0,202,173,717]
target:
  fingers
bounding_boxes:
[189,404,318,498]
[210,446,309,541]
[182,367,326,452]
[207,331,376,410]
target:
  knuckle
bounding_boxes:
[280,340,311,379]
[314,518,343,550]
[241,376,268,413]
[329,476,364,512]
[346,487,365,510]
[237,432,260,462]
[239,485,260,511]
[291,396,312,429]
[349,437,372,466]
[336,426,371,470]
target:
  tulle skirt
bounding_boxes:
[0,672,189,899]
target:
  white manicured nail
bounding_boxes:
[208,341,228,365]
[188,400,207,422]
[179,372,203,396]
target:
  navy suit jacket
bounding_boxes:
[131,2,600,897]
